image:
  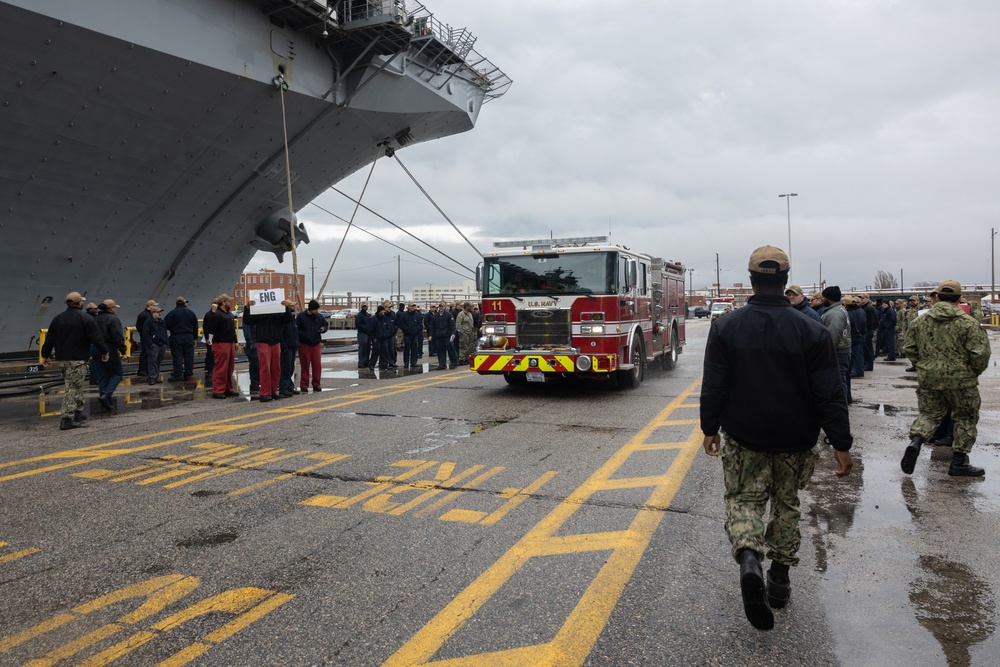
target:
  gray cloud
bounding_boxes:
[258,0,1000,298]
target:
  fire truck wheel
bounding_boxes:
[618,337,644,389]
[662,329,678,370]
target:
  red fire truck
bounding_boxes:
[472,236,686,388]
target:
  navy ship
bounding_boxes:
[0,0,510,356]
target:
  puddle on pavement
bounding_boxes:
[808,414,1000,665]
[911,555,997,666]
[3,353,448,423]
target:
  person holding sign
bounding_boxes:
[243,292,294,402]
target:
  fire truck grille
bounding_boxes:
[517,309,572,347]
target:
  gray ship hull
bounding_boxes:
[0,0,508,355]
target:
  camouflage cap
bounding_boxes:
[747,245,790,274]
[936,280,962,297]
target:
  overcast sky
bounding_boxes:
[254,0,1000,300]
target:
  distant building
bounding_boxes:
[411,279,477,304]
[234,269,305,310]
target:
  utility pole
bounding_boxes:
[309,259,316,300]
[779,193,797,282]
[900,269,904,293]
[397,255,402,303]
[992,228,996,305]
[688,268,694,301]
[715,253,721,298]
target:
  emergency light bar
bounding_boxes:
[493,236,608,248]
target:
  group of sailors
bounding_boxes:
[40,291,487,430]
[355,300,482,371]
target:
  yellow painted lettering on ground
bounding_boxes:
[1,574,293,667]
[382,378,703,667]
[228,452,349,496]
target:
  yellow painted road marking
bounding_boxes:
[0,373,466,484]
[0,547,41,564]
[382,377,703,667]
[1,574,293,667]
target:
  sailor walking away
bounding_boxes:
[701,246,853,630]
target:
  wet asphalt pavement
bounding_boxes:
[0,324,998,665]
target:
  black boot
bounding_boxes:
[766,562,791,609]
[738,549,774,630]
[948,452,985,477]
[901,436,922,475]
[59,417,86,430]
[73,411,88,422]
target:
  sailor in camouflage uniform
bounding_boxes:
[901,280,991,477]
[701,246,853,631]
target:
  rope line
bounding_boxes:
[316,145,384,298]
[329,187,475,275]
[392,153,482,257]
[275,76,300,306]
[306,201,470,280]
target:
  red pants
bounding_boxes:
[299,343,322,389]
[258,343,281,397]
[211,341,235,394]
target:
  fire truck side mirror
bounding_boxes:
[626,260,638,290]
[475,263,482,292]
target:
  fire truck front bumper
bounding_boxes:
[470,352,620,375]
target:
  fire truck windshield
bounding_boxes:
[482,252,617,296]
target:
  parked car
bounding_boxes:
[331,308,360,319]
[688,306,710,319]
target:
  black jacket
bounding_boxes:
[42,306,107,361]
[142,317,169,347]
[700,293,852,453]
[399,309,423,336]
[96,310,126,354]
[355,309,373,335]
[207,309,238,343]
[282,317,300,350]
[848,306,866,343]
[164,304,199,338]
[371,310,394,340]
[428,310,456,339]
[242,306,293,345]
[135,308,153,337]
[296,311,328,346]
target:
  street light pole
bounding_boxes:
[779,193,798,281]
[992,228,996,306]
[715,253,721,298]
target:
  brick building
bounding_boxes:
[234,269,305,310]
